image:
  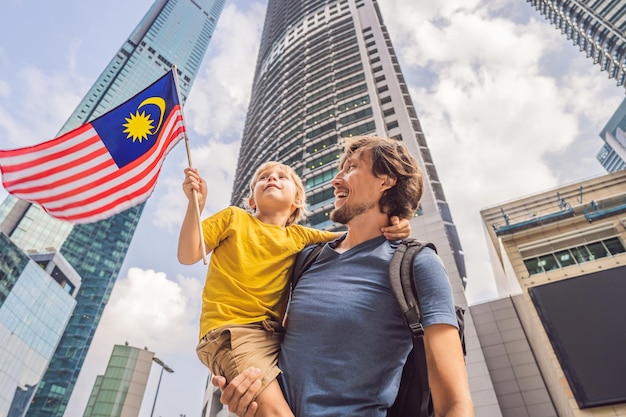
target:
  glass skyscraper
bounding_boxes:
[226,1,501,415]
[0,234,79,417]
[82,344,154,417]
[0,0,226,415]
[527,0,626,88]
[597,97,626,172]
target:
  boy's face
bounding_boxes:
[249,166,301,213]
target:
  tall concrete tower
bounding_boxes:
[227,1,502,415]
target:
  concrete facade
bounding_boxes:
[478,170,626,417]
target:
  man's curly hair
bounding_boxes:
[340,136,423,219]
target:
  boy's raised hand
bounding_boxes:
[381,216,411,240]
[182,167,208,210]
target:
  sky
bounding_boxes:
[0,0,624,416]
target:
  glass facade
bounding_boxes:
[0,1,227,416]
[230,0,467,286]
[82,345,154,417]
[0,234,77,417]
[0,198,74,253]
[528,0,626,88]
[597,96,626,173]
[597,142,626,172]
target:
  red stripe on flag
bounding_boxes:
[0,124,93,158]
[43,110,185,215]
[14,158,116,200]
[53,172,161,222]
[3,146,110,191]
[0,126,98,173]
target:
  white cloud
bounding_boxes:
[185,2,265,140]
[90,268,202,355]
[380,0,622,303]
[0,66,86,148]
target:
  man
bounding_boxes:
[214,136,474,417]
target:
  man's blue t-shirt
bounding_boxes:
[279,235,457,417]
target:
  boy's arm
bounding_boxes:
[177,167,210,264]
[381,215,411,240]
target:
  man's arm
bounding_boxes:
[211,368,262,417]
[423,324,474,417]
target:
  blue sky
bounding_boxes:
[1,1,624,416]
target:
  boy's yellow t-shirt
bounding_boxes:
[198,206,336,339]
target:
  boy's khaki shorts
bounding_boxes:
[196,320,285,398]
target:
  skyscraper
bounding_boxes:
[231,0,467,286]
[0,236,80,417]
[597,97,626,172]
[527,0,626,89]
[0,1,226,415]
[82,344,155,417]
[227,0,501,415]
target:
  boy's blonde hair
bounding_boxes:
[246,161,307,226]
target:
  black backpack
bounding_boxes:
[290,238,466,417]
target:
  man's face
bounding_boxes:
[330,149,382,224]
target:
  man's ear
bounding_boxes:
[381,175,397,191]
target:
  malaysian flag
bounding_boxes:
[0,69,186,224]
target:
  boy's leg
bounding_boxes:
[196,327,238,379]
[254,378,294,417]
[199,323,292,416]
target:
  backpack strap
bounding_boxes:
[388,238,436,417]
[388,238,436,337]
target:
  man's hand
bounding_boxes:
[211,367,262,417]
[381,216,411,240]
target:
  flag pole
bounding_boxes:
[172,65,208,265]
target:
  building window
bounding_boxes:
[306,169,338,188]
[386,120,399,130]
[523,237,626,275]
[308,152,340,171]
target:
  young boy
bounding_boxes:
[178,161,409,417]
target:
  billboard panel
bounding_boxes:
[529,266,626,408]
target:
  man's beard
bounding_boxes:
[330,201,375,224]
